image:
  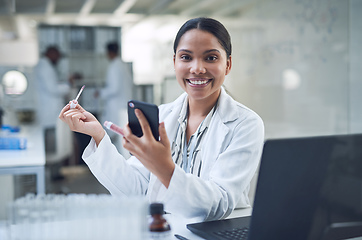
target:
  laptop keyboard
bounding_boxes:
[213,227,249,240]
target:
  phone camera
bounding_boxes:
[129,102,135,108]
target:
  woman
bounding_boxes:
[59,17,264,221]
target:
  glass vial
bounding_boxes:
[149,203,171,240]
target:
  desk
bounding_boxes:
[0,208,252,240]
[0,124,46,194]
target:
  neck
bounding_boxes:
[108,53,118,60]
[188,89,220,118]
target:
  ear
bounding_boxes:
[225,55,232,76]
[173,54,176,67]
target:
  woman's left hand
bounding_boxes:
[122,109,175,188]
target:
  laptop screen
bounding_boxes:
[249,134,362,240]
[308,134,362,239]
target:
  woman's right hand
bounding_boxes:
[59,101,105,146]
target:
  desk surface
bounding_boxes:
[0,208,252,240]
[0,124,45,167]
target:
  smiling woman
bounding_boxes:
[59,17,264,221]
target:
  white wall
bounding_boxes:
[223,0,351,139]
[349,0,362,133]
[122,16,188,85]
[0,16,39,66]
[0,41,38,66]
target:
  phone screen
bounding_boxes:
[128,100,159,140]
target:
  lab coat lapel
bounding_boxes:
[199,115,228,178]
[199,88,239,177]
[160,93,187,143]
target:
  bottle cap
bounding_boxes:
[150,203,164,215]
[70,100,78,109]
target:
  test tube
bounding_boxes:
[103,121,124,136]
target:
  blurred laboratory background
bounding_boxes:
[0,0,361,221]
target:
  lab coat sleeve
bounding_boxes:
[157,112,264,221]
[82,133,150,196]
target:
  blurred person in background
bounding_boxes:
[95,42,133,149]
[34,46,75,179]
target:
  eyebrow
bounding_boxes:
[177,49,221,54]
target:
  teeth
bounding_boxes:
[189,79,209,85]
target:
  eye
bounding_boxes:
[206,55,218,61]
[180,55,192,61]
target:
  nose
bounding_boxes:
[190,59,206,74]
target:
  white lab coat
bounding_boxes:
[99,58,132,128]
[83,87,264,221]
[34,57,70,129]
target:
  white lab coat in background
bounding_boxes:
[83,87,264,221]
[99,58,132,132]
[34,57,70,129]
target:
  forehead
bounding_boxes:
[176,29,225,53]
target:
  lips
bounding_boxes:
[187,78,212,87]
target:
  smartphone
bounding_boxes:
[128,100,159,140]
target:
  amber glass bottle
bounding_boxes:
[149,203,171,240]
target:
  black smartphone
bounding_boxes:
[128,100,159,141]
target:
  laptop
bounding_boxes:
[187,134,362,240]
